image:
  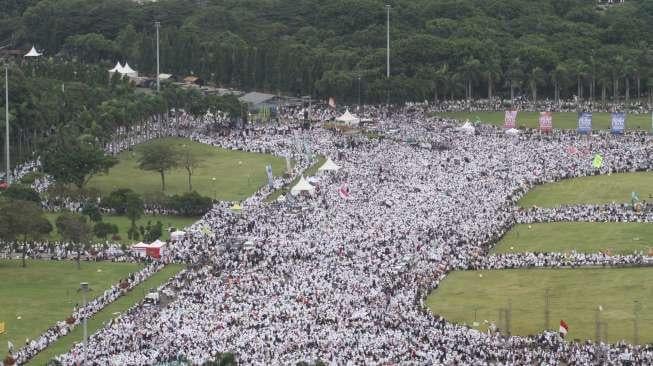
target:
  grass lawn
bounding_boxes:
[426,267,653,344]
[87,137,286,201]
[0,260,140,352]
[44,213,199,244]
[266,155,326,203]
[494,222,653,255]
[433,111,652,130]
[519,171,653,207]
[26,263,184,365]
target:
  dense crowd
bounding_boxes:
[44,107,653,365]
[12,262,166,365]
[516,204,653,224]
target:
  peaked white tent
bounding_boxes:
[457,122,475,134]
[120,62,138,77]
[505,128,520,136]
[336,110,360,125]
[108,62,124,73]
[290,176,315,196]
[24,46,42,57]
[318,157,341,172]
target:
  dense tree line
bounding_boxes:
[3,0,653,105]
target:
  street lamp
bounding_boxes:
[357,75,362,112]
[211,177,216,200]
[4,64,9,185]
[79,282,90,365]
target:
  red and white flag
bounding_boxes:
[559,320,569,337]
[338,183,350,200]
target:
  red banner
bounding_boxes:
[504,110,517,129]
[539,112,552,132]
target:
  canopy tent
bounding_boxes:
[24,46,42,57]
[120,62,138,77]
[170,230,186,241]
[457,122,475,134]
[290,176,315,196]
[336,110,360,125]
[108,62,124,73]
[505,128,520,135]
[318,157,341,172]
[230,203,242,211]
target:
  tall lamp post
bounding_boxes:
[385,4,391,106]
[79,282,90,364]
[4,64,9,185]
[155,21,161,92]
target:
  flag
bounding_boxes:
[328,97,336,108]
[338,183,350,200]
[592,153,603,169]
[565,146,578,155]
[578,112,592,134]
[559,320,569,337]
[611,112,626,134]
[7,340,13,353]
[504,110,517,129]
[539,112,553,133]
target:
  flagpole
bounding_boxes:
[5,64,9,185]
[385,4,390,106]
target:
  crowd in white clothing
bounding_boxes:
[41,107,653,365]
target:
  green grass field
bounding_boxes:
[43,213,198,244]
[434,111,652,130]
[519,171,653,207]
[426,268,653,344]
[494,222,653,255]
[87,138,286,201]
[0,260,139,351]
[26,263,184,365]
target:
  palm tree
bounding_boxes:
[460,58,481,100]
[528,67,546,104]
[482,61,502,99]
[551,63,571,104]
[611,55,625,101]
[506,58,524,101]
[571,60,589,101]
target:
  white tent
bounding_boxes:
[457,122,475,134]
[336,110,360,125]
[170,230,186,241]
[120,62,138,77]
[24,46,42,57]
[290,176,315,196]
[318,157,341,172]
[505,128,520,135]
[108,62,124,73]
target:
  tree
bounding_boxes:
[137,142,180,192]
[180,145,204,192]
[0,199,52,267]
[528,67,546,104]
[56,213,93,269]
[93,222,118,240]
[42,134,117,190]
[124,191,144,240]
[2,185,41,203]
[81,202,103,222]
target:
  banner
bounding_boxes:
[265,164,273,189]
[539,112,553,132]
[592,153,603,169]
[578,112,592,134]
[611,112,625,134]
[504,110,517,129]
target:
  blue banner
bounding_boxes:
[611,112,626,134]
[578,112,592,134]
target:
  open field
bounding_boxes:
[87,138,286,201]
[26,263,184,365]
[0,260,140,351]
[43,213,199,244]
[433,111,652,130]
[493,222,653,255]
[426,267,653,344]
[518,172,653,207]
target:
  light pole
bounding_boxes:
[79,282,90,365]
[155,21,161,92]
[357,75,361,111]
[4,64,9,185]
[386,4,391,106]
[211,177,216,200]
